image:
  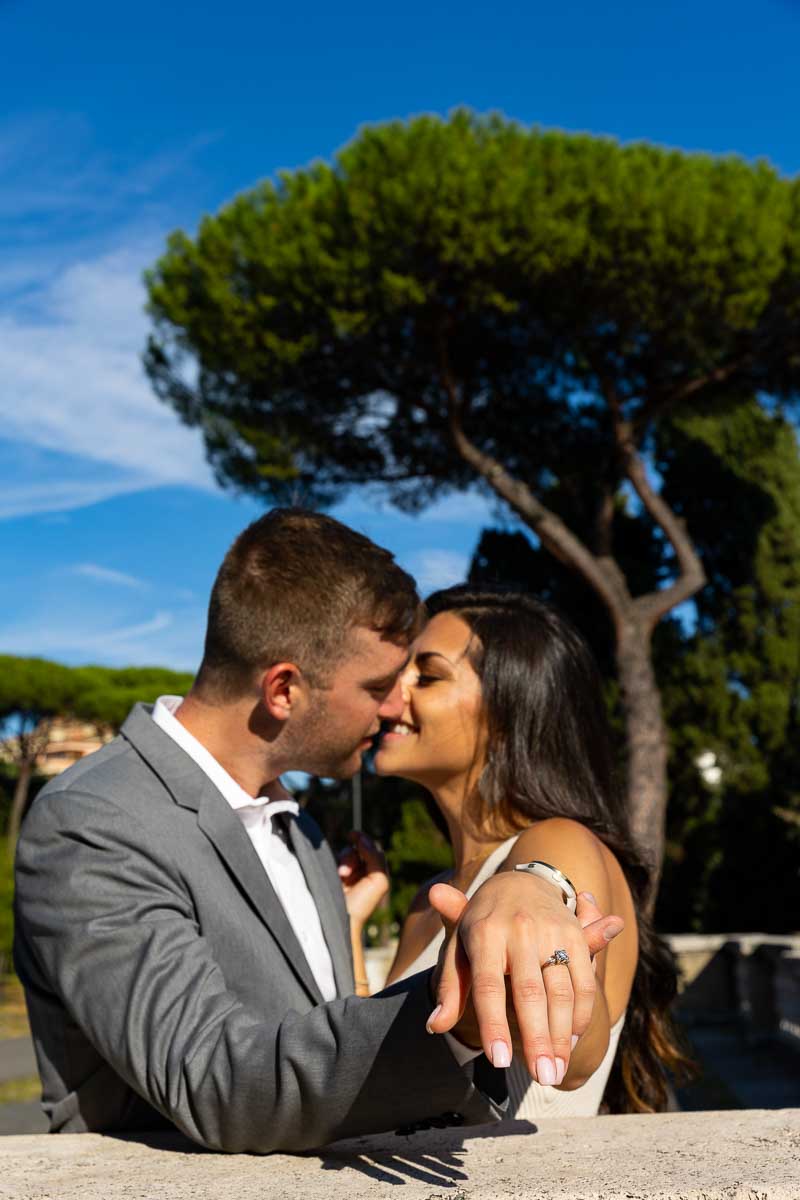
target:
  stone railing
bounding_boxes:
[368,932,800,1051]
[2,1109,798,1199]
[667,932,800,1049]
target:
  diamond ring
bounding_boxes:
[542,948,570,968]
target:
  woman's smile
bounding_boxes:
[373,612,484,787]
[380,720,419,741]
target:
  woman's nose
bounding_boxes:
[399,665,416,701]
[378,676,405,721]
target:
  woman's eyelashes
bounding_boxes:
[414,672,440,687]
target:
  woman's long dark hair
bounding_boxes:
[425,585,692,1113]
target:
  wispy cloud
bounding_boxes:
[406,548,470,595]
[0,112,221,520]
[0,247,216,516]
[69,563,148,590]
[103,611,174,643]
[0,475,150,520]
[0,113,218,289]
[0,606,203,670]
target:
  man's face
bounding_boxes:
[293,626,409,779]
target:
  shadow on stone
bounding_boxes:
[317,1119,536,1187]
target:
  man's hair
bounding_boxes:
[195,508,421,700]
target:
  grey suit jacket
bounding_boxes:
[14,703,504,1152]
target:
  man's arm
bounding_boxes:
[15,790,503,1153]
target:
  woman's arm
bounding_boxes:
[499,817,637,1088]
[349,916,371,997]
[383,875,451,986]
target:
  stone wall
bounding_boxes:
[668,932,800,1050]
[367,932,800,1051]
[2,1108,798,1199]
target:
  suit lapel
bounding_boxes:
[196,794,324,1004]
[286,814,354,998]
[121,703,324,1005]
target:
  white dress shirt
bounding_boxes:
[152,695,337,1002]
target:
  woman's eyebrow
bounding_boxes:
[415,650,455,667]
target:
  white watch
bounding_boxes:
[513,860,577,913]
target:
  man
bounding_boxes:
[14,510,621,1153]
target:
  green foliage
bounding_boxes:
[145,111,800,514]
[0,656,75,732]
[0,657,197,973]
[0,657,195,739]
[471,398,800,931]
[302,771,452,927]
[70,665,195,731]
[386,798,453,922]
[143,112,800,926]
[655,399,800,931]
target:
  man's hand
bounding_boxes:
[426,874,624,1086]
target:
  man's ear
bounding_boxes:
[261,662,305,722]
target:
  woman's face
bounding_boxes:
[373,611,486,789]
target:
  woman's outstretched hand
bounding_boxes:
[337,831,390,928]
[427,875,624,1086]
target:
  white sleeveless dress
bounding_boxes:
[396,835,626,1118]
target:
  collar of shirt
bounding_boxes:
[151,695,300,821]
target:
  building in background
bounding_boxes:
[0,718,112,777]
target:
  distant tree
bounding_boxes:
[71,665,195,731]
[0,656,75,848]
[0,659,195,848]
[385,796,453,922]
[144,111,800,885]
[655,398,800,931]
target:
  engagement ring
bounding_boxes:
[542,948,570,968]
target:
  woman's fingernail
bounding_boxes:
[425,1004,442,1034]
[554,1057,566,1085]
[490,1040,511,1068]
[571,1034,579,1050]
[604,922,623,941]
[537,1056,557,1086]
[582,892,597,905]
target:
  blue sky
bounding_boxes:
[1,0,799,670]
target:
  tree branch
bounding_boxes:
[634,356,751,439]
[594,485,616,559]
[608,396,706,629]
[437,338,631,620]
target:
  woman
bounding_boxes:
[343,587,688,1115]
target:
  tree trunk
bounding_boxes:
[443,377,705,905]
[615,614,669,893]
[7,757,33,850]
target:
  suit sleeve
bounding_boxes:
[15,790,505,1153]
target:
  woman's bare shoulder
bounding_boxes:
[508,817,609,876]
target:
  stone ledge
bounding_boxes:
[1,1108,798,1200]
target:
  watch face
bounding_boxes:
[536,861,566,882]
[514,861,578,902]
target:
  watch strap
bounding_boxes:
[512,860,578,913]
